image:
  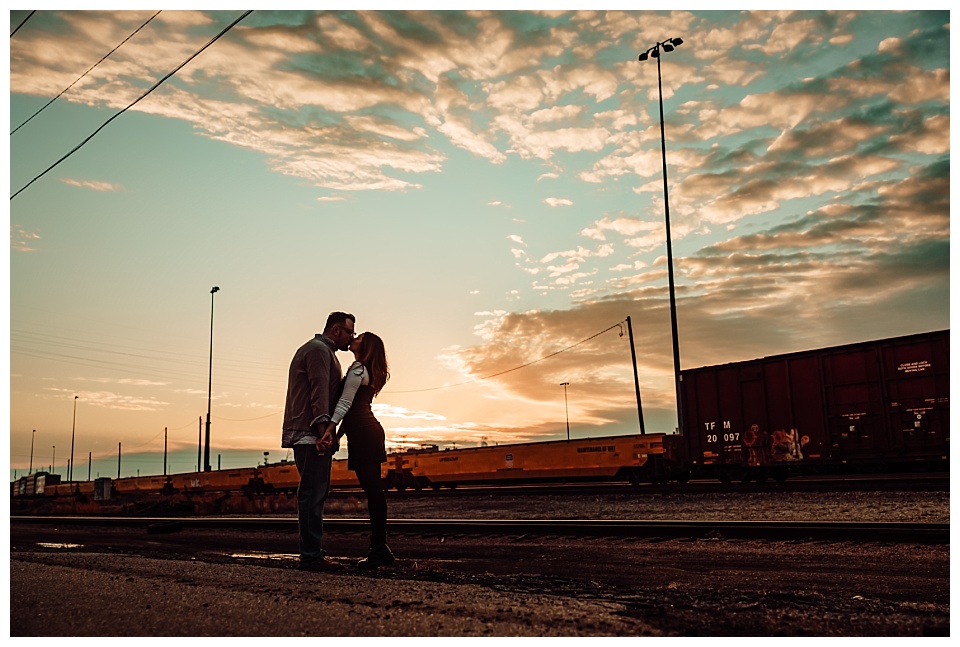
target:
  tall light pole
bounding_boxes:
[29,429,36,474]
[204,286,220,472]
[69,395,78,481]
[639,36,685,436]
[560,382,570,441]
[51,445,55,476]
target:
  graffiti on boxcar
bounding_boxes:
[742,425,808,465]
[770,428,806,463]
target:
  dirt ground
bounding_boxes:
[9,496,950,637]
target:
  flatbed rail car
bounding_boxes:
[253,459,389,492]
[681,329,949,482]
[393,433,687,490]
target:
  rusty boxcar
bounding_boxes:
[680,330,949,482]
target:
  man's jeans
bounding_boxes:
[293,444,333,561]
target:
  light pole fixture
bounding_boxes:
[204,286,220,472]
[69,395,78,481]
[560,382,571,441]
[638,36,685,436]
[29,429,36,474]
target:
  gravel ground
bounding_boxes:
[9,488,950,637]
[326,489,951,523]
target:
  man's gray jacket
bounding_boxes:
[282,334,342,448]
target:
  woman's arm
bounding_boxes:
[330,361,365,426]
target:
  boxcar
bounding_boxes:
[681,330,949,481]
[399,433,685,490]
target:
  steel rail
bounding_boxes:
[366,474,950,497]
[10,516,948,544]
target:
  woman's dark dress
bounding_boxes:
[341,382,387,470]
[340,378,388,547]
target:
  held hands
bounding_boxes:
[315,422,337,454]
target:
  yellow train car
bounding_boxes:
[257,461,301,492]
[255,458,373,492]
[167,467,258,493]
[44,480,96,497]
[402,433,686,490]
[113,474,171,495]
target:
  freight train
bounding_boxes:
[10,330,948,498]
[681,329,949,482]
[11,432,685,498]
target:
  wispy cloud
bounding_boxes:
[61,178,121,192]
[11,225,41,252]
[47,387,169,411]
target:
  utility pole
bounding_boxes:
[69,395,78,481]
[626,316,646,434]
[560,382,571,441]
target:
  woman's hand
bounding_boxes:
[316,422,336,453]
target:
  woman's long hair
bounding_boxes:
[357,332,390,396]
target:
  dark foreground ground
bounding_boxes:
[9,520,950,637]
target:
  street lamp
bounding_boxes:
[560,382,571,441]
[69,395,78,481]
[29,430,36,474]
[638,36,685,436]
[205,286,220,472]
[51,445,56,476]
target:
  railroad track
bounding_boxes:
[356,473,950,498]
[10,515,948,544]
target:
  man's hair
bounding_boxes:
[324,311,355,333]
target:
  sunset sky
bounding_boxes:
[6,8,951,480]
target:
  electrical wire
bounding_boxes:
[384,320,627,394]
[11,11,162,136]
[10,9,253,200]
[11,10,35,37]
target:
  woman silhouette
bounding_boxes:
[330,331,394,569]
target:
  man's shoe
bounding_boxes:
[298,556,344,572]
[357,545,395,571]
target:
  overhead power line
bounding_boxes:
[12,11,163,136]
[10,11,36,37]
[11,9,253,201]
[385,320,627,394]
